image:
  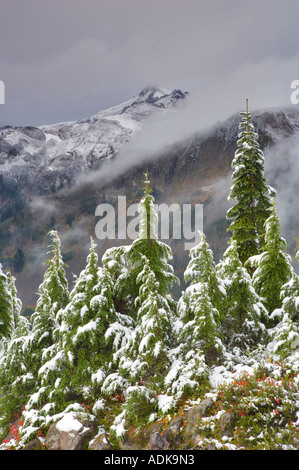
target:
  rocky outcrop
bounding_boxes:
[20,397,215,451]
[44,412,96,451]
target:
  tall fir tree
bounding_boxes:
[25,231,69,380]
[102,174,179,426]
[126,171,179,304]
[164,232,223,403]
[227,99,276,264]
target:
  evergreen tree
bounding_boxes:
[184,231,226,312]
[42,238,120,407]
[275,251,299,321]
[102,174,179,425]
[227,99,276,264]
[126,171,179,303]
[268,312,299,359]
[43,230,69,317]
[119,255,175,383]
[216,239,268,350]
[179,281,224,364]
[102,245,132,316]
[268,251,299,358]
[247,201,293,315]
[176,232,225,368]
[0,264,13,341]
[25,231,69,379]
[114,255,177,425]
[7,272,22,330]
[0,276,31,439]
[164,231,224,404]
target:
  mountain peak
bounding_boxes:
[132,85,187,109]
[138,85,172,98]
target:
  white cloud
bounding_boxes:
[1,0,299,126]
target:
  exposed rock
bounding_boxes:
[148,431,169,450]
[118,398,215,451]
[45,412,96,450]
[182,397,215,448]
[161,416,184,449]
[119,420,165,450]
[22,438,43,450]
[196,397,215,417]
[89,432,112,450]
[202,442,217,450]
[219,411,236,437]
[146,416,184,450]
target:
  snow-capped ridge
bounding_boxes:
[0,85,187,193]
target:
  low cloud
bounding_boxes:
[264,133,299,249]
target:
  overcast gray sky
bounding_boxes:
[0,0,298,127]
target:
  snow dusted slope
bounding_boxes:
[0,86,187,194]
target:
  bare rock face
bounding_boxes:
[148,431,170,450]
[122,397,215,451]
[182,397,215,447]
[89,432,113,450]
[219,411,236,437]
[44,412,96,451]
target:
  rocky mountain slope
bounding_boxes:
[1,87,299,311]
[0,86,187,194]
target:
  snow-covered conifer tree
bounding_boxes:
[102,174,179,425]
[119,255,175,382]
[268,313,299,359]
[163,232,223,404]
[114,255,177,425]
[8,272,22,330]
[0,264,13,341]
[274,253,299,322]
[40,238,124,407]
[268,251,299,358]
[184,231,225,312]
[126,171,179,303]
[247,201,293,315]
[0,274,31,439]
[217,239,268,350]
[227,99,276,264]
[176,232,225,365]
[25,231,69,379]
